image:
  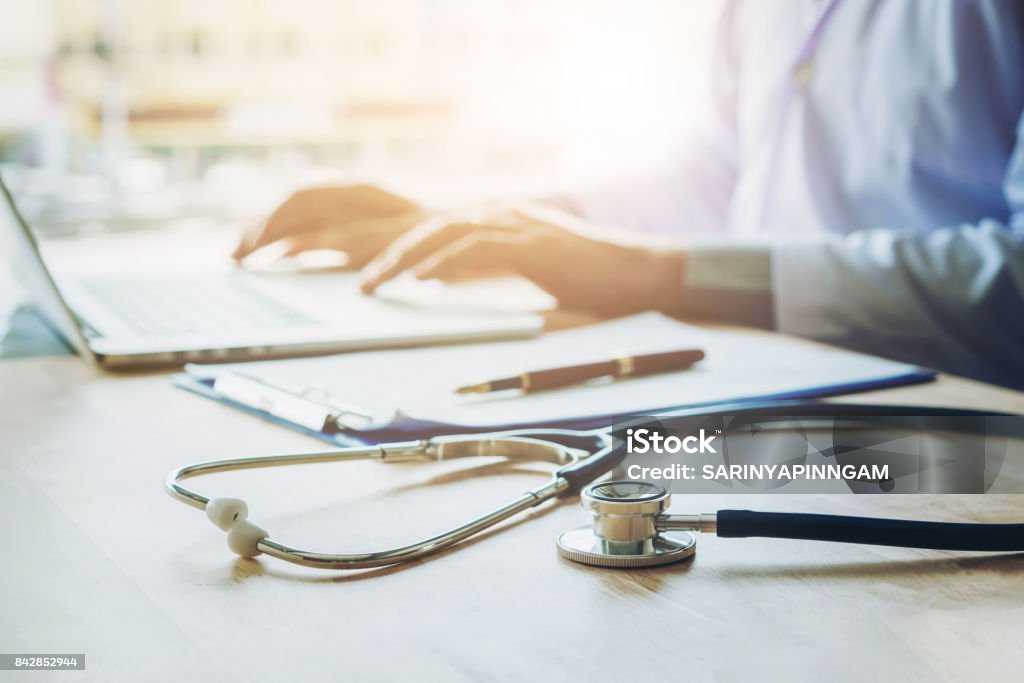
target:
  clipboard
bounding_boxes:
[172,313,935,446]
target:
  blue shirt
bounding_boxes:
[570,0,1024,388]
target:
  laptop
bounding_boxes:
[1,175,542,369]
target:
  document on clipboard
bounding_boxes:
[173,312,934,444]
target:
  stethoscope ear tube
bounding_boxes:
[556,441,629,495]
[717,510,1024,551]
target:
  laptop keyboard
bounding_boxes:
[81,276,314,335]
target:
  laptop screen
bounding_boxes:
[0,173,96,364]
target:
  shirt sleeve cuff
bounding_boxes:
[680,243,775,329]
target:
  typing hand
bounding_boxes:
[232,185,426,266]
[358,203,686,317]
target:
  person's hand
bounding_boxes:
[359,203,686,317]
[232,184,425,266]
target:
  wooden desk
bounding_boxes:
[2,331,1023,683]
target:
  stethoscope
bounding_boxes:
[165,400,1024,571]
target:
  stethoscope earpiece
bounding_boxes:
[205,497,267,559]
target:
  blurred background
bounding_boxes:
[0,0,719,235]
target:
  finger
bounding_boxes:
[282,229,334,256]
[410,232,531,282]
[278,217,390,255]
[242,210,420,266]
[282,233,380,268]
[232,221,268,261]
[280,229,368,264]
[234,186,413,260]
[233,190,329,260]
[359,218,478,293]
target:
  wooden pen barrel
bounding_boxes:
[522,349,705,391]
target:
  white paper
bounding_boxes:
[191,313,927,428]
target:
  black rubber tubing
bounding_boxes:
[717,510,1024,551]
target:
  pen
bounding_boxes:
[455,348,705,394]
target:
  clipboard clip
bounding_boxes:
[211,372,385,433]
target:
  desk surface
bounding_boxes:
[3,327,1024,683]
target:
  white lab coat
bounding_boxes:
[571,0,1024,388]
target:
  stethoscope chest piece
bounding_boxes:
[556,526,696,568]
[556,481,696,568]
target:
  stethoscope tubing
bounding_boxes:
[167,400,1024,570]
[716,510,1024,551]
